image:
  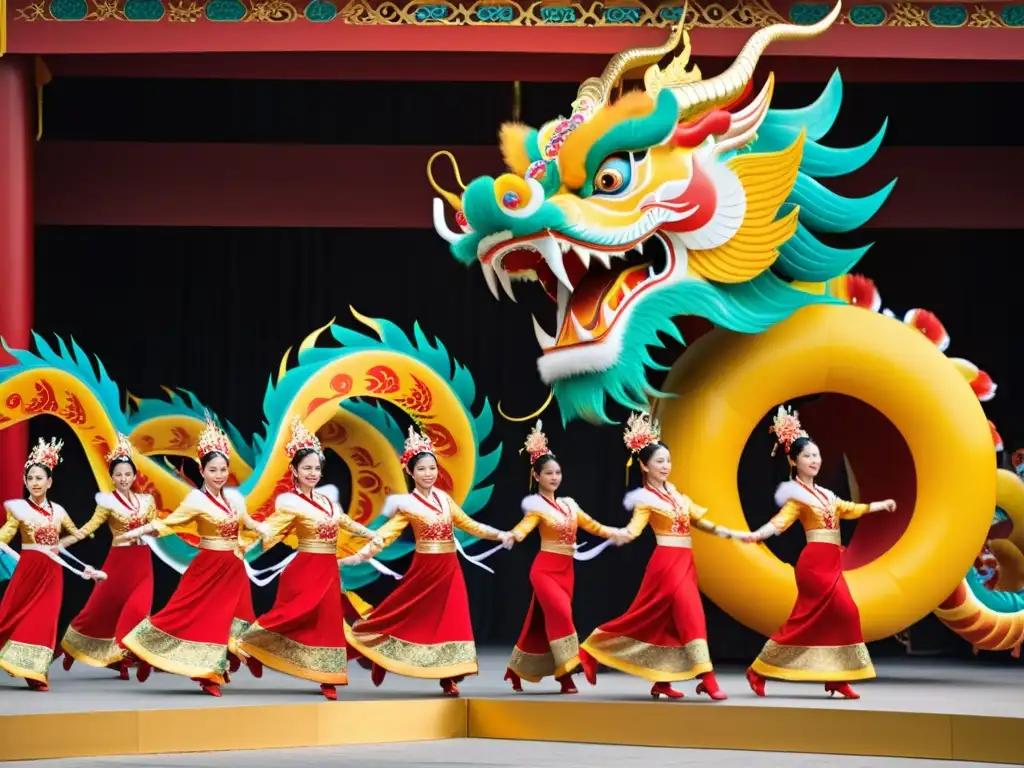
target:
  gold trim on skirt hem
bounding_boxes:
[61,627,124,667]
[581,632,712,682]
[346,628,477,679]
[227,617,252,656]
[507,633,580,682]
[122,618,228,683]
[752,639,876,681]
[238,622,348,684]
[0,640,51,683]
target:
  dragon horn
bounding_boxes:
[574,17,686,112]
[656,1,842,118]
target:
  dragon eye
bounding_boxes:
[593,156,632,196]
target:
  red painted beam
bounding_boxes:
[41,52,1024,83]
[10,22,1024,61]
[35,142,1024,230]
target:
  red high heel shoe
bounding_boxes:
[579,648,598,686]
[62,653,74,672]
[197,679,221,697]
[321,684,337,701]
[356,657,373,671]
[504,668,523,692]
[557,674,578,695]
[370,662,387,688]
[696,671,728,700]
[26,678,49,692]
[650,682,683,699]
[440,678,460,697]
[227,653,241,673]
[246,656,263,679]
[825,682,860,699]
[746,668,766,697]
[136,661,153,683]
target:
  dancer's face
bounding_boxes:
[111,462,136,494]
[24,466,51,500]
[411,455,437,491]
[292,453,323,493]
[793,442,822,479]
[201,454,230,492]
[534,460,562,494]
[642,447,671,485]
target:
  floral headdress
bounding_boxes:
[196,410,231,464]
[104,432,134,464]
[623,411,661,455]
[623,410,661,483]
[523,420,553,464]
[400,426,435,472]
[25,437,63,471]
[769,405,809,457]
[285,416,325,460]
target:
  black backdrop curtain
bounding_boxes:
[24,223,1021,663]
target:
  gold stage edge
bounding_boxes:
[3,698,1024,763]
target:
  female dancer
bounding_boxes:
[341,426,515,697]
[117,414,266,696]
[504,420,630,694]
[59,433,157,679]
[742,405,895,699]
[579,412,739,701]
[0,438,105,690]
[237,418,382,700]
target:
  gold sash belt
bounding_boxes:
[806,528,841,545]
[297,540,338,554]
[199,537,238,551]
[655,535,692,548]
[540,541,576,556]
[415,540,456,554]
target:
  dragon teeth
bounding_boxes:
[537,236,574,291]
[481,264,501,301]
[532,314,556,349]
[495,266,517,303]
[570,312,593,342]
[602,303,616,327]
[572,244,592,269]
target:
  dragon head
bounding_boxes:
[432,2,892,424]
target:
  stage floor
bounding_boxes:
[2,651,1022,764]
[2,652,1019,717]
[10,739,1005,767]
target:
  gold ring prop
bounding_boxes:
[655,304,995,641]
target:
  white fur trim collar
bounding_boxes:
[623,487,673,512]
[774,481,834,509]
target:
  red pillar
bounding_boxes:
[0,57,34,508]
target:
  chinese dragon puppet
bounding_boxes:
[0,310,502,596]
[431,2,1000,650]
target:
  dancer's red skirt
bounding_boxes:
[346,549,477,679]
[507,551,579,682]
[122,548,255,685]
[751,542,875,681]
[238,551,349,685]
[581,545,712,682]
[0,551,62,684]
[61,546,153,667]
